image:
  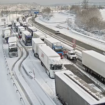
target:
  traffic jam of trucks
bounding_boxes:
[2,16,105,105]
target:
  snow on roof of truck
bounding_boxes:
[28,26,37,31]
[2,27,11,30]
[83,50,105,63]
[34,31,45,36]
[22,30,31,36]
[8,36,18,43]
[16,22,20,26]
[55,70,105,105]
[45,37,60,43]
[18,26,25,29]
[32,38,44,44]
[39,45,60,57]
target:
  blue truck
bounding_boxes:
[44,37,64,59]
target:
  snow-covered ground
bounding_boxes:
[0,27,21,105]
[35,14,105,52]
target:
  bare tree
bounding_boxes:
[70,5,81,14]
[42,7,51,14]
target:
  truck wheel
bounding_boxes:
[67,56,69,59]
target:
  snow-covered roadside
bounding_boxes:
[35,16,105,52]
[0,27,21,105]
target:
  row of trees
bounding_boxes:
[70,1,105,31]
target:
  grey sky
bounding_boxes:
[1,0,105,5]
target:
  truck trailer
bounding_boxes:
[55,70,105,105]
[38,45,63,78]
[33,31,47,41]
[4,28,11,43]
[32,38,45,57]
[27,26,37,36]
[2,27,11,38]
[82,50,105,82]
[22,30,32,46]
[8,36,18,57]
[15,22,20,32]
[18,26,25,38]
[44,37,64,59]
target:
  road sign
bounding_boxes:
[72,39,76,49]
[34,11,39,14]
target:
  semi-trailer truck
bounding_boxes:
[22,30,32,46]
[27,26,37,36]
[55,70,105,105]
[38,45,63,78]
[8,36,18,57]
[44,37,64,59]
[32,38,45,57]
[82,50,105,82]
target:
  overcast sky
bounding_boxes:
[1,0,105,5]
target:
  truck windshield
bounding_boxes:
[68,53,75,55]
[9,48,17,52]
[50,64,62,70]
[54,47,63,52]
[26,38,31,42]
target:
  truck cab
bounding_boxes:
[52,43,64,59]
[22,31,32,46]
[67,50,77,60]
[8,37,18,58]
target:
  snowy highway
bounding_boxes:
[1,11,105,105]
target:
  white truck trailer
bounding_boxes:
[18,26,25,38]
[55,70,105,105]
[8,36,18,57]
[15,22,20,32]
[38,45,63,78]
[22,30,32,46]
[32,38,45,57]
[33,31,49,41]
[4,28,11,43]
[82,50,105,82]
[27,26,37,36]
[2,27,11,38]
